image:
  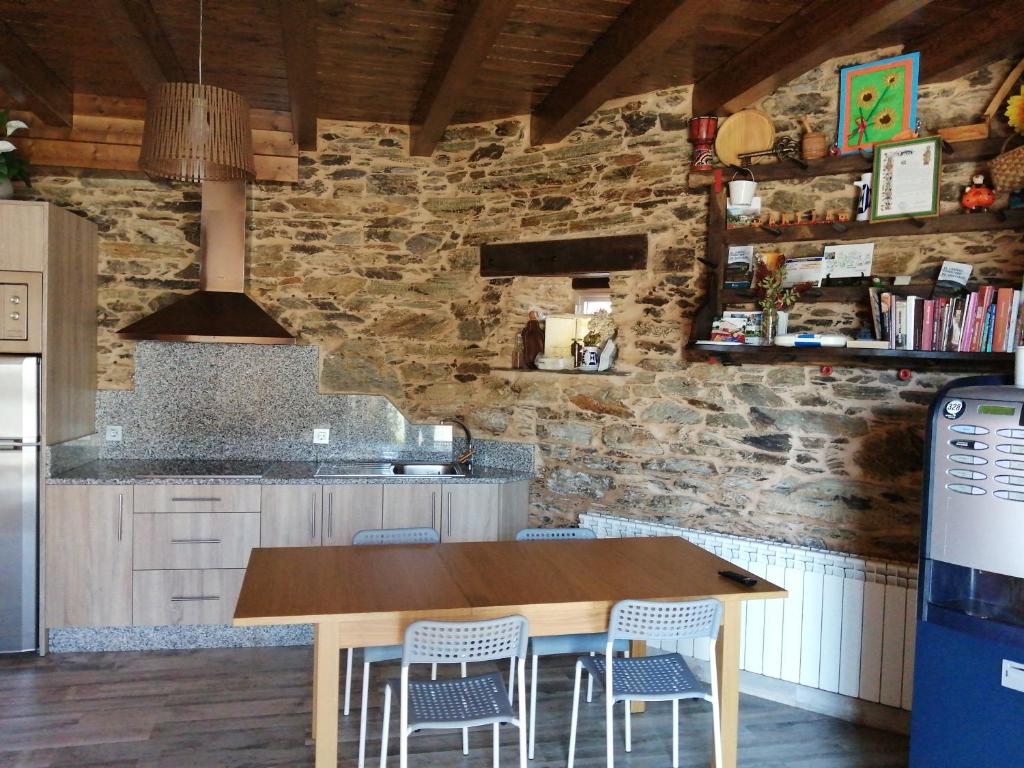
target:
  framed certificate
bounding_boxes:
[871,136,941,221]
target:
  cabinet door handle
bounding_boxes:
[170,595,220,602]
[447,492,453,537]
[310,492,317,540]
[171,538,222,544]
[431,491,436,530]
[327,492,334,540]
[171,496,222,503]
[117,493,124,541]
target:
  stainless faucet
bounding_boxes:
[443,418,474,474]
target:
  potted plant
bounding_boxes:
[0,111,30,198]
[755,262,805,344]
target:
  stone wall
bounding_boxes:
[24,52,1023,562]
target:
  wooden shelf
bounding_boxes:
[686,343,1013,371]
[724,209,1024,246]
[721,283,936,304]
[491,367,629,377]
[687,136,1007,189]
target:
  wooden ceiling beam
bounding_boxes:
[912,1,1024,84]
[278,0,318,151]
[530,0,717,146]
[409,0,519,157]
[0,20,72,126]
[97,0,185,92]
[691,0,930,117]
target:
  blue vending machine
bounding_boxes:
[910,375,1024,767]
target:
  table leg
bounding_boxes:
[629,640,646,714]
[314,622,341,767]
[713,601,741,768]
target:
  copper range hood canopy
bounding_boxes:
[118,181,294,345]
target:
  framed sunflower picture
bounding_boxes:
[837,53,919,155]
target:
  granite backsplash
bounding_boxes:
[48,341,533,473]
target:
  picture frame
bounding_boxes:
[837,53,919,156]
[871,135,941,221]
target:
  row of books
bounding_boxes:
[868,285,1023,353]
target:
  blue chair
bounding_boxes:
[346,527,440,768]
[514,526,629,759]
[567,598,724,768]
[380,615,529,768]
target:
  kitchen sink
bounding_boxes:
[392,462,463,476]
[313,461,464,477]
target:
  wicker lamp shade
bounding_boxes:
[139,82,255,182]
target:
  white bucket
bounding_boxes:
[728,169,757,206]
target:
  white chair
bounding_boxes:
[380,615,529,768]
[567,598,724,768]
[514,526,628,759]
[347,526,440,768]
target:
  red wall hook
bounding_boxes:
[898,368,912,381]
[819,364,833,376]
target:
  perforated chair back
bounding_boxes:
[515,527,597,541]
[608,598,721,644]
[351,526,440,546]
[403,616,529,666]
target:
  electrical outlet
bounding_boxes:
[313,428,330,445]
[105,425,123,442]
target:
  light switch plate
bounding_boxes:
[105,425,123,442]
[313,428,330,445]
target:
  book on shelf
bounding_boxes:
[871,283,1022,353]
[847,339,890,349]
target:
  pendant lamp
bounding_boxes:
[139,0,255,182]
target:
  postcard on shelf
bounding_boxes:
[847,339,891,349]
[871,135,941,221]
[727,197,761,227]
[783,255,824,287]
[821,243,874,281]
[725,246,755,288]
[935,260,973,296]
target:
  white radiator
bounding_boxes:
[579,513,919,711]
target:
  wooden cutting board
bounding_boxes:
[715,109,776,166]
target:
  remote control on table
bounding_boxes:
[718,570,757,587]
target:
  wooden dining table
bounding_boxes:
[233,536,786,768]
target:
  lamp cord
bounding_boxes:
[198,0,203,85]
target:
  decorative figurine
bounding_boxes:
[961,174,996,212]
[520,311,545,370]
[688,115,718,171]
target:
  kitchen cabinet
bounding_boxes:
[261,485,322,547]
[44,485,133,627]
[133,568,245,626]
[441,484,501,542]
[134,512,261,570]
[382,483,441,533]
[323,485,384,545]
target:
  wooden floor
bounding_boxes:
[0,646,908,767]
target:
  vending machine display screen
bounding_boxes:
[978,404,1015,416]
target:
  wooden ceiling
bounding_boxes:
[0,0,1021,157]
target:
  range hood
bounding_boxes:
[118,181,294,345]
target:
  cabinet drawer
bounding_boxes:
[133,569,245,626]
[134,513,261,569]
[134,485,261,513]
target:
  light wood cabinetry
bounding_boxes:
[261,485,322,547]
[44,478,529,629]
[44,485,132,627]
[441,484,501,542]
[134,512,261,570]
[0,201,98,443]
[134,484,261,514]
[133,569,246,625]
[323,485,383,545]
[382,483,441,534]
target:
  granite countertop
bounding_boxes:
[47,458,533,485]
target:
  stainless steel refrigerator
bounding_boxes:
[0,355,39,653]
